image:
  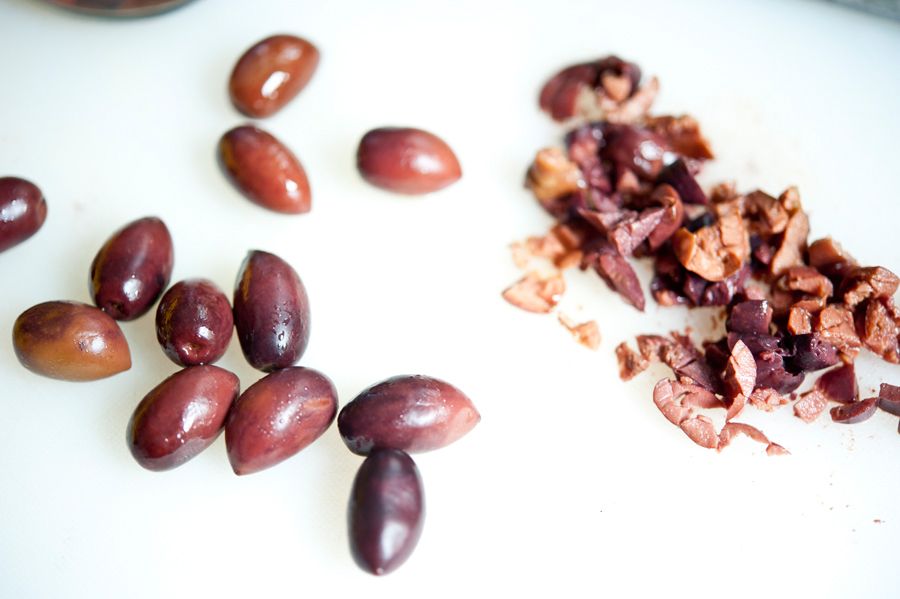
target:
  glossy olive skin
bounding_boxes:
[127,365,240,472]
[155,279,233,367]
[0,177,47,254]
[90,217,174,321]
[349,449,424,576]
[13,301,131,381]
[229,35,320,118]
[225,367,337,475]
[219,126,311,214]
[233,250,311,371]
[356,127,462,194]
[338,375,480,455]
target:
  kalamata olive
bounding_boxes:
[0,177,47,254]
[127,365,240,472]
[90,216,174,321]
[219,126,311,214]
[600,123,669,181]
[233,250,310,372]
[356,127,462,194]
[155,279,233,367]
[338,375,480,455]
[13,300,131,381]
[225,367,337,475]
[348,448,424,576]
[229,35,320,118]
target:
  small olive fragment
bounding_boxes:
[225,367,337,475]
[13,300,131,381]
[356,127,462,194]
[0,176,47,254]
[338,375,480,455]
[127,365,240,472]
[218,126,311,214]
[348,448,424,576]
[229,34,320,118]
[155,279,233,367]
[233,250,311,372]
[90,216,174,321]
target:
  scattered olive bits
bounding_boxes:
[127,365,240,472]
[13,300,132,381]
[233,250,311,372]
[229,34,320,119]
[155,278,234,367]
[90,216,174,321]
[348,448,425,576]
[219,125,312,214]
[356,127,462,195]
[225,367,338,476]
[0,176,47,254]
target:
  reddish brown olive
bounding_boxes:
[338,375,480,455]
[233,250,311,372]
[13,300,131,381]
[349,448,424,576]
[356,127,462,194]
[155,279,233,367]
[219,126,311,214]
[90,217,174,321]
[0,176,47,253]
[225,367,337,475]
[229,34,320,118]
[127,365,240,472]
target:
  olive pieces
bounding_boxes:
[349,448,425,576]
[13,300,131,381]
[233,250,311,372]
[356,127,462,195]
[90,216,174,321]
[338,375,480,455]
[219,126,312,214]
[229,34,320,118]
[225,367,337,475]
[127,365,240,472]
[0,176,47,254]
[155,279,233,367]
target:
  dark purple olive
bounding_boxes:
[233,250,310,372]
[600,124,669,181]
[155,279,233,367]
[13,300,131,381]
[878,383,900,416]
[787,334,840,372]
[338,375,480,455]
[349,448,424,576]
[0,177,47,253]
[656,158,709,205]
[90,217,174,321]
[229,35,320,118]
[127,365,240,472]
[727,300,772,335]
[830,397,878,424]
[219,126,311,214]
[225,367,337,475]
[356,127,462,194]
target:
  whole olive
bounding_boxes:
[229,34,320,118]
[13,300,131,381]
[219,126,311,214]
[233,250,311,372]
[348,448,424,576]
[127,365,240,472]
[225,366,337,475]
[0,177,47,254]
[356,127,462,194]
[90,216,174,321]
[155,279,233,367]
[338,375,480,455]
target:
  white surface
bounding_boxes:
[1,0,899,597]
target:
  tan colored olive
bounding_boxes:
[13,300,131,381]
